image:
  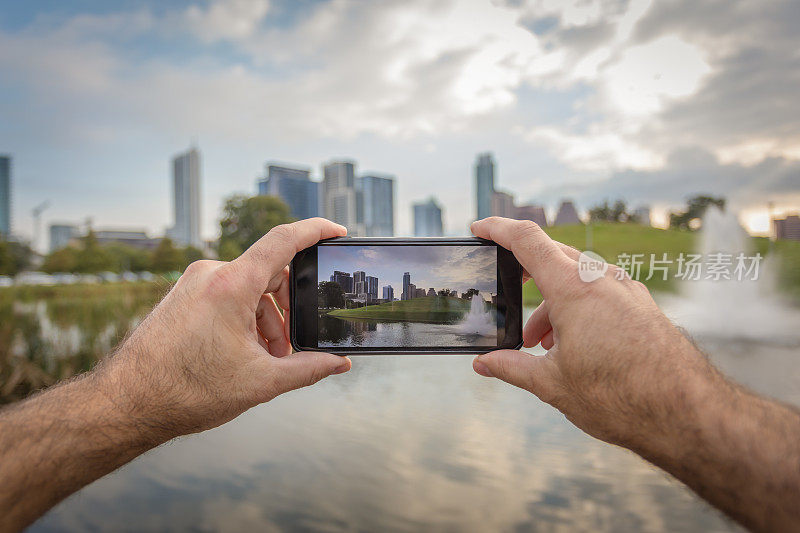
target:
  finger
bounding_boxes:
[273,267,291,310]
[236,218,347,294]
[473,350,561,405]
[471,217,573,298]
[541,329,555,350]
[523,300,551,347]
[256,294,291,357]
[270,352,351,394]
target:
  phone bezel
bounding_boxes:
[289,237,523,355]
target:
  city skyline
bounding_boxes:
[1,1,797,243]
[318,245,497,300]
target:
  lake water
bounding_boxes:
[319,315,498,348]
[4,291,799,531]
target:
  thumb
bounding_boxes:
[473,350,562,405]
[268,351,351,395]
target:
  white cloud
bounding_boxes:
[184,0,270,42]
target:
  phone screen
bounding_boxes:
[292,239,523,354]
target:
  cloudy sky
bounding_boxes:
[318,245,497,296]
[1,0,798,247]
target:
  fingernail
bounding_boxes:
[332,362,350,374]
[474,360,493,378]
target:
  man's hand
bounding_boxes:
[99,217,352,440]
[471,216,800,532]
[0,218,351,532]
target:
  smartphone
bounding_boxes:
[290,237,523,355]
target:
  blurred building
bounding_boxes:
[514,205,548,227]
[168,147,202,248]
[633,206,651,225]
[475,152,495,220]
[0,155,10,237]
[258,164,319,220]
[554,200,582,225]
[491,190,515,218]
[95,229,161,250]
[774,214,800,241]
[382,285,394,301]
[49,224,80,252]
[323,160,359,235]
[357,175,394,236]
[413,197,444,237]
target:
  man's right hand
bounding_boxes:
[470,217,800,532]
[470,217,717,450]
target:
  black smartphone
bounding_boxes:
[290,237,523,355]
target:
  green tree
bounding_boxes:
[0,240,33,276]
[181,246,205,270]
[75,231,115,273]
[589,199,629,223]
[218,195,294,260]
[42,247,79,273]
[150,238,184,273]
[105,244,150,272]
[318,281,345,308]
[669,195,726,230]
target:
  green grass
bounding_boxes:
[327,295,475,323]
[522,223,800,306]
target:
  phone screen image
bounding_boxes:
[317,244,499,349]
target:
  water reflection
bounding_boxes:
[0,284,163,402]
[7,291,792,531]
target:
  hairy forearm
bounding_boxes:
[633,364,800,532]
[0,363,165,532]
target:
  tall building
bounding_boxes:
[382,285,394,301]
[258,164,319,220]
[491,191,515,218]
[169,148,202,248]
[402,272,411,300]
[353,270,366,294]
[0,155,10,238]
[49,224,80,252]
[475,152,495,220]
[554,200,582,226]
[323,160,359,234]
[330,270,354,293]
[357,175,394,236]
[413,197,444,237]
[366,275,378,297]
[514,205,548,227]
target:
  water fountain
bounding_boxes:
[459,294,496,336]
[661,207,800,345]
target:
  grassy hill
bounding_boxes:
[522,223,800,305]
[327,295,475,323]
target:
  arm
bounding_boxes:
[470,217,800,532]
[0,218,352,533]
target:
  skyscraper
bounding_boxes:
[382,285,394,301]
[169,148,202,248]
[330,270,354,293]
[413,197,444,237]
[357,175,394,236]
[258,164,319,220]
[353,270,366,294]
[0,155,10,238]
[475,152,495,221]
[402,272,411,300]
[366,276,378,297]
[323,160,359,235]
